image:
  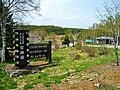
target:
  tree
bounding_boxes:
[61,34,70,47]
[97,0,120,65]
[5,13,15,48]
[37,28,48,41]
[0,0,41,62]
[77,29,93,41]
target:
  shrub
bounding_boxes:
[98,46,109,55]
[75,42,82,50]
[82,46,96,57]
[53,41,61,51]
[69,51,81,60]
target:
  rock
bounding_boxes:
[69,69,76,73]
[70,74,74,77]
[117,86,120,89]
[67,78,70,81]
[81,76,86,80]
[31,70,37,74]
[89,78,94,81]
[10,71,19,77]
[19,75,23,78]
[81,73,86,76]
[94,83,100,87]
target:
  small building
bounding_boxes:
[96,36,114,44]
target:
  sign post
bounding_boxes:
[13,30,52,68]
[13,30,29,68]
[29,41,52,63]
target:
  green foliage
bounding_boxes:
[77,29,94,41]
[0,67,17,90]
[75,41,82,50]
[0,1,15,48]
[24,84,34,90]
[63,35,69,42]
[16,25,83,35]
[77,32,82,41]
[61,34,70,47]
[75,42,110,57]
[5,13,15,48]
[75,42,96,57]
[7,82,17,89]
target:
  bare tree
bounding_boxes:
[97,0,120,65]
[0,0,41,62]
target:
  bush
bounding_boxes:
[98,46,109,55]
[69,51,81,60]
[53,41,61,51]
[82,46,96,57]
[75,42,82,50]
[75,42,96,57]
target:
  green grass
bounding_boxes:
[0,47,119,89]
[17,47,116,87]
[24,84,34,90]
[0,63,17,90]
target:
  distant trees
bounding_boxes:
[16,25,83,35]
[34,28,48,41]
[77,29,94,41]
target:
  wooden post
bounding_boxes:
[48,41,52,63]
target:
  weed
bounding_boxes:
[24,84,34,90]
[75,41,82,50]
[83,46,96,57]
[98,46,109,55]
[8,82,17,89]
[69,51,81,60]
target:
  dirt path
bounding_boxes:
[47,62,120,90]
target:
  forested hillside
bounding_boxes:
[16,25,83,35]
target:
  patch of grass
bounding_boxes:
[0,63,17,90]
[0,86,4,90]
[52,72,70,83]
[44,82,52,87]
[8,82,17,89]
[24,84,34,90]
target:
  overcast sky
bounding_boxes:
[27,0,109,29]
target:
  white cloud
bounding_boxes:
[27,0,107,28]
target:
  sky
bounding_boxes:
[27,0,109,29]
